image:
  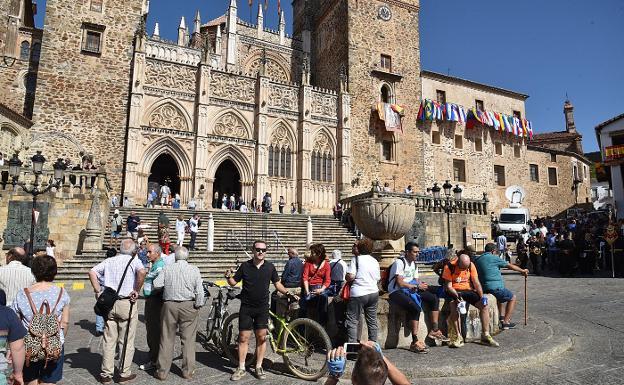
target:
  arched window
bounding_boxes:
[267,124,293,179]
[381,84,391,103]
[285,148,292,179]
[268,145,275,177]
[19,41,30,61]
[310,150,333,182]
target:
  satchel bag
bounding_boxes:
[339,256,358,302]
[94,256,135,317]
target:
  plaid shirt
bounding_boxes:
[153,260,204,308]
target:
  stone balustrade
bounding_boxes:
[340,190,489,216]
[0,165,110,195]
[145,39,201,66]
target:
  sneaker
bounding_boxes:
[427,330,450,343]
[481,334,500,347]
[230,368,246,381]
[409,341,429,354]
[253,366,267,380]
[502,322,517,330]
[139,362,157,371]
[448,338,464,348]
[118,374,137,383]
[97,375,112,384]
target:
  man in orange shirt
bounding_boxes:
[442,254,499,348]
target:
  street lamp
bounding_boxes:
[429,180,462,249]
[9,151,65,256]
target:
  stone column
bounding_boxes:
[254,75,270,203]
[195,63,211,196]
[297,85,313,213]
[82,188,105,253]
[124,46,146,204]
[207,213,214,251]
[306,216,313,247]
[337,90,351,199]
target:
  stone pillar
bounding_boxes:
[297,85,313,213]
[195,62,211,195]
[225,0,238,71]
[124,45,146,204]
[254,75,270,203]
[306,216,313,247]
[337,89,351,199]
[82,188,104,252]
[207,213,214,251]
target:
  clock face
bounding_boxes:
[378,5,392,21]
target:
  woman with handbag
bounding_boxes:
[344,239,380,343]
[300,244,331,326]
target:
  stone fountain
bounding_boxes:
[350,182,416,268]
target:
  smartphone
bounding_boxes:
[343,343,361,355]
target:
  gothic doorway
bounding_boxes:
[148,153,181,196]
[213,159,241,202]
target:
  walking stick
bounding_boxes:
[524,275,528,326]
[119,299,136,373]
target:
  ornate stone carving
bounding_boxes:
[145,60,196,93]
[270,123,292,148]
[268,84,297,111]
[148,104,189,131]
[210,72,255,103]
[313,131,332,154]
[214,113,248,139]
[247,57,289,83]
[311,92,337,118]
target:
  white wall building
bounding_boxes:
[595,113,624,218]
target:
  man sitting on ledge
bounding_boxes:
[474,243,529,330]
[388,242,448,354]
[442,254,499,348]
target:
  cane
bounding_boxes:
[524,275,528,326]
[118,299,136,374]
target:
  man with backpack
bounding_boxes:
[442,253,499,348]
[88,239,146,384]
[386,242,448,354]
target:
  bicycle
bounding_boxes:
[221,296,331,381]
[198,281,240,353]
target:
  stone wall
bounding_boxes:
[0,171,109,262]
[406,210,491,249]
[31,0,145,194]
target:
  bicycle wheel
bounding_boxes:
[205,305,216,341]
[221,312,256,366]
[280,318,331,381]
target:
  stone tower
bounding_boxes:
[564,99,576,133]
[294,0,424,193]
[30,0,148,192]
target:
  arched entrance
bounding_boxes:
[213,159,241,201]
[148,153,181,196]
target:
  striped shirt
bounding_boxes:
[91,254,145,297]
[0,261,35,306]
[153,260,204,308]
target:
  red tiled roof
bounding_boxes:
[532,131,581,141]
[203,15,227,28]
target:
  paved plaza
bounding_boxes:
[57,272,624,385]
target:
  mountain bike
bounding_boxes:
[198,281,240,353]
[221,297,331,381]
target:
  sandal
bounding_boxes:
[428,330,450,343]
[409,340,429,354]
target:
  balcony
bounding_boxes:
[604,144,624,164]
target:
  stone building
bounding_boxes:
[0,0,590,217]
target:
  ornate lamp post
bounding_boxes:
[8,151,66,255]
[429,180,462,248]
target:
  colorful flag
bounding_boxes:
[425,100,433,120]
[417,100,425,120]
[391,104,404,115]
[490,112,500,130]
[377,102,385,121]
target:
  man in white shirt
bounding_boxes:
[188,214,199,251]
[0,248,34,306]
[88,239,146,384]
[387,242,447,354]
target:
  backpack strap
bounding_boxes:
[116,256,136,295]
[23,288,38,314]
[389,257,406,287]
[51,287,64,313]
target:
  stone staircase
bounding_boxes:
[57,207,360,281]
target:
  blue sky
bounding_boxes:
[34,0,624,152]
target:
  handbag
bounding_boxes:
[94,256,135,317]
[339,256,358,302]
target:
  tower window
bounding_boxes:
[453,159,466,182]
[380,84,391,103]
[550,153,557,162]
[431,130,441,144]
[380,54,392,71]
[514,145,521,158]
[19,41,30,61]
[529,164,539,182]
[548,167,558,185]
[81,23,106,55]
[382,140,393,161]
[475,138,483,152]
[454,135,463,149]
[495,142,503,155]
[475,99,484,111]
[436,90,446,104]
[311,150,333,182]
[90,0,103,12]
[513,110,522,119]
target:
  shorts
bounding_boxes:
[24,348,64,383]
[487,288,514,303]
[239,305,269,331]
[455,290,481,306]
[111,231,121,238]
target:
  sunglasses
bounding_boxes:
[255,248,267,253]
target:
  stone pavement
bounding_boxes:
[55,272,624,385]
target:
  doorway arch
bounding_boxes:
[148,153,181,196]
[213,159,241,202]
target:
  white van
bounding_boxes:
[495,207,530,240]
